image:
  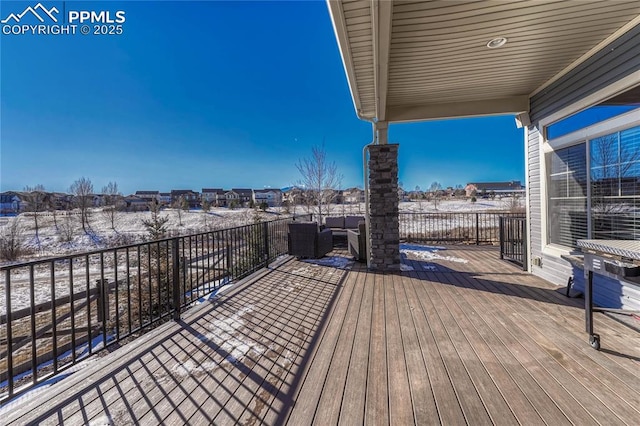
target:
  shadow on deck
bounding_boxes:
[3,246,640,425]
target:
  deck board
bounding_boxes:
[338,268,372,426]
[393,270,439,425]
[403,271,466,425]
[364,269,390,425]
[3,246,640,425]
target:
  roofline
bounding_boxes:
[327,0,370,119]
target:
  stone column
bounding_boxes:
[368,144,400,271]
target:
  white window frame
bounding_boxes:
[541,108,640,255]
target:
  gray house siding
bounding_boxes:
[527,126,542,262]
[526,125,573,287]
[530,23,640,123]
[571,272,640,312]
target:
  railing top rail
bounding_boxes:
[399,210,521,215]
[1,214,305,271]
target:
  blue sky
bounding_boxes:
[1,0,525,195]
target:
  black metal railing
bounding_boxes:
[399,212,524,245]
[0,215,306,402]
[499,215,528,270]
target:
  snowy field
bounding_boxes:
[0,198,514,264]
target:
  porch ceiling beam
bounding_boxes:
[386,96,530,123]
[372,0,392,122]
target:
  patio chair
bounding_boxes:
[288,222,333,259]
[347,221,367,262]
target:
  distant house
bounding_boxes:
[0,191,21,214]
[252,189,282,207]
[50,192,73,211]
[201,188,226,207]
[231,189,253,206]
[334,189,344,204]
[170,190,200,208]
[465,181,524,197]
[123,196,149,211]
[224,190,239,207]
[135,191,160,203]
[283,186,313,206]
[91,194,104,207]
[158,192,172,205]
[343,187,365,204]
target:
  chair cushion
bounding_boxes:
[288,222,318,231]
[345,215,365,229]
[325,216,345,229]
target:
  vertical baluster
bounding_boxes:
[86,254,92,355]
[126,247,131,335]
[6,269,14,396]
[29,265,37,383]
[69,258,76,364]
[51,261,58,373]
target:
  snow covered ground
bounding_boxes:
[0,198,513,264]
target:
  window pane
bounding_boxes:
[590,125,640,241]
[546,143,587,247]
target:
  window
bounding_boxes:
[547,124,640,247]
[547,144,587,247]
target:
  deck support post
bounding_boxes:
[368,142,400,271]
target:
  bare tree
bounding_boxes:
[296,144,343,224]
[59,212,76,243]
[101,182,122,231]
[504,195,524,213]
[591,134,640,213]
[172,196,186,226]
[415,185,425,212]
[23,184,47,244]
[0,218,26,261]
[69,177,94,232]
[429,181,443,210]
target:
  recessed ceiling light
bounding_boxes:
[486,37,508,49]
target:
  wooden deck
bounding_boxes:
[4,246,640,425]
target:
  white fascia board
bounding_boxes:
[373,0,392,122]
[327,0,368,119]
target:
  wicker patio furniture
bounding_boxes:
[288,222,333,259]
[347,221,367,262]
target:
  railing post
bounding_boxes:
[226,242,232,279]
[521,218,528,271]
[263,221,270,266]
[5,269,14,397]
[475,213,479,245]
[171,237,181,320]
[96,278,109,323]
